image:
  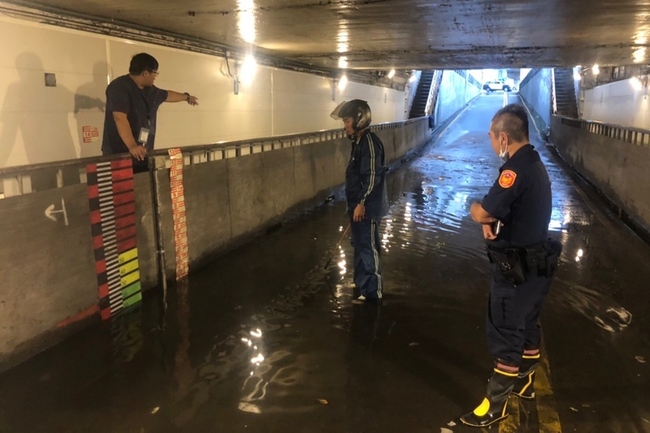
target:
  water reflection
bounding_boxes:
[238,326,268,414]
[110,304,143,365]
[338,246,347,276]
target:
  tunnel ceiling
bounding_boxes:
[3,0,650,74]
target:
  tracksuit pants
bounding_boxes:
[350,217,383,299]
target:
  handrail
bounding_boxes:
[0,117,429,197]
[0,119,419,176]
[557,115,650,148]
[551,68,557,115]
[424,70,442,117]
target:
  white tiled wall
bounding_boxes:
[0,16,406,168]
[582,78,650,128]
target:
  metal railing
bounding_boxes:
[424,70,443,117]
[560,116,650,148]
[0,119,419,198]
[551,68,557,114]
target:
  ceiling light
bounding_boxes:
[239,55,257,86]
[338,75,348,90]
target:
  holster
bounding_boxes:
[487,247,527,285]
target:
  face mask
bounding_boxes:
[498,143,509,161]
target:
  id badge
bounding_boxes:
[138,127,150,144]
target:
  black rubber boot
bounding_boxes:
[460,368,517,428]
[512,353,540,399]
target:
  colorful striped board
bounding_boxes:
[87,159,142,320]
[168,148,189,280]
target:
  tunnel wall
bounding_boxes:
[435,70,481,125]
[0,14,407,170]
[581,78,650,128]
[518,69,552,136]
[550,116,650,238]
[0,118,431,371]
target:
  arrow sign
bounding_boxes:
[45,204,57,221]
[44,198,69,226]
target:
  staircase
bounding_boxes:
[409,70,435,119]
[553,68,579,118]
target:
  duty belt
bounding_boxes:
[486,239,561,283]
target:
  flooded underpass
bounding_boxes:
[0,94,649,433]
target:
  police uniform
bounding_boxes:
[460,143,562,428]
[481,143,555,367]
[345,129,388,301]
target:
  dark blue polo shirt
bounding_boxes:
[102,75,168,155]
[482,144,552,247]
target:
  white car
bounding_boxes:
[483,80,513,92]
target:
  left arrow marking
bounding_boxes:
[45,204,56,221]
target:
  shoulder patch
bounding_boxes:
[498,170,517,189]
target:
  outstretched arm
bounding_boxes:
[165,91,199,106]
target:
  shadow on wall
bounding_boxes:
[0,52,76,167]
[0,54,111,190]
[74,61,108,159]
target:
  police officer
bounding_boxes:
[330,100,389,303]
[461,104,562,427]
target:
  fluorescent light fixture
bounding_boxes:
[592,64,600,76]
[408,73,417,83]
[630,76,643,91]
[387,69,396,79]
[633,47,646,64]
[338,75,348,90]
[239,55,257,86]
[338,56,348,69]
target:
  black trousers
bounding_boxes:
[486,263,553,367]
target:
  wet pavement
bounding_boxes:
[1,94,649,433]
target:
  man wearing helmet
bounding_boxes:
[330,99,389,303]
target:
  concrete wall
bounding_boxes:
[158,119,430,272]
[435,70,481,125]
[581,78,650,128]
[550,116,650,236]
[0,15,406,169]
[518,69,552,135]
[0,119,431,371]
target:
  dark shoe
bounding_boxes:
[460,369,517,428]
[512,371,536,399]
[512,353,540,399]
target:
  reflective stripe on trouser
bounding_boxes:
[350,217,383,299]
